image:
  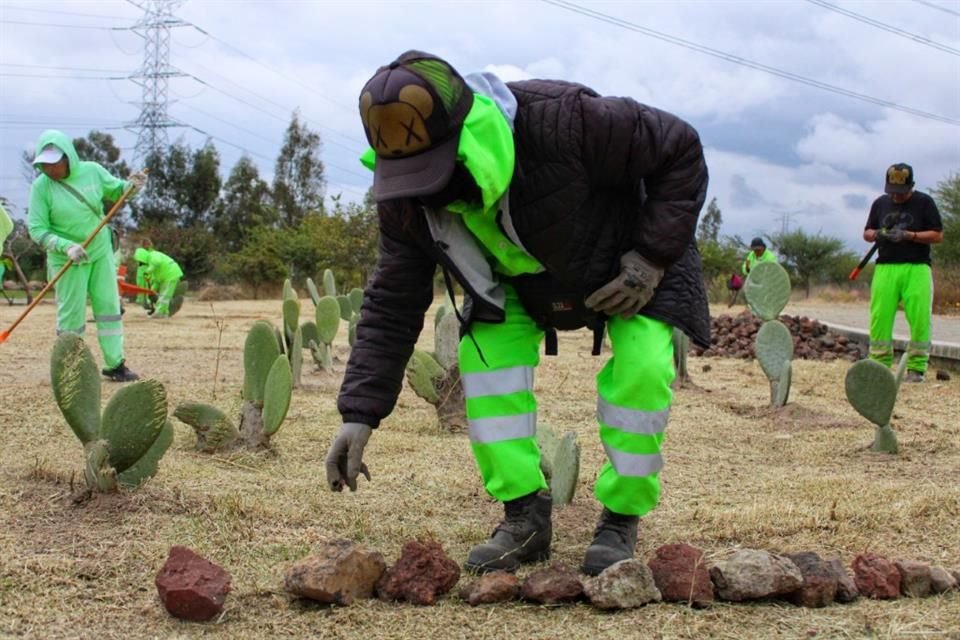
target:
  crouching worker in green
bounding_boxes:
[133,247,182,318]
[863,163,943,382]
[324,51,710,576]
[742,237,777,275]
[27,130,146,382]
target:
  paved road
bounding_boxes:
[783,301,960,347]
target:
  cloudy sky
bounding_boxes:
[1,0,958,251]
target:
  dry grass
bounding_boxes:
[1,298,958,640]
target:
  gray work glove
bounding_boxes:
[585,250,664,319]
[127,171,148,192]
[879,228,907,243]
[66,243,90,263]
[325,422,372,492]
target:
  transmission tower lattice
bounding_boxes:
[128,0,188,165]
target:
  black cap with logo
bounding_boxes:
[884,163,914,195]
[359,50,474,201]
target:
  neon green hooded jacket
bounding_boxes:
[134,247,183,282]
[27,130,130,267]
[0,202,12,249]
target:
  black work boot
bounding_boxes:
[101,361,140,382]
[581,507,639,576]
[464,491,552,574]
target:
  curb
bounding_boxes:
[820,322,960,372]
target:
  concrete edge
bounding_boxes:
[820,321,960,371]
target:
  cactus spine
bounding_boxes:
[174,320,293,451]
[51,334,172,491]
[744,261,793,407]
[405,298,467,432]
[844,353,906,453]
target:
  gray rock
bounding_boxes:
[521,563,583,605]
[894,559,932,598]
[784,552,838,608]
[459,572,520,605]
[709,549,803,601]
[584,559,662,609]
[930,567,958,594]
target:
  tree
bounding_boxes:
[769,229,853,298]
[130,140,221,229]
[211,156,276,252]
[73,131,130,180]
[273,111,325,226]
[220,226,288,299]
[930,171,959,267]
[180,142,222,229]
[697,197,722,245]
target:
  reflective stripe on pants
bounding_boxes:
[52,253,125,369]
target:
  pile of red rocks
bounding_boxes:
[694,311,864,362]
[275,538,959,612]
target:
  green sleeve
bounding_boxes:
[95,164,128,202]
[27,180,69,254]
[0,203,13,246]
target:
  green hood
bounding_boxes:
[134,248,150,264]
[33,130,80,170]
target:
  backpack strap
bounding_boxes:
[56,181,102,219]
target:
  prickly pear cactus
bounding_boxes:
[175,321,294,451]
[312,296,341,371]
[744,261,791,321]
[536,424,580,505]
[405,301,466,432]
[745,261,794,406]
[845,355,904,453]
[322,268,337,297]
[305,277,322,306]
[51,334,171,492]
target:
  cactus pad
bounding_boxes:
[845,359,896,426]
[434,311,460,371]
[174,402,239,452]
[774,360,791,407]
[99,379,168,473]
[893,352,909,393]
[305,277,321,306]
[744,261,791,321]
[50,333,100,444]
[262,355,293,436]
[117,418,174,489]
[756,320,794,380]
[282,278,296,302]
[348,288,363,314]
[871,424,899,454]
[282,298,300,345]
[243,320,282,405]
[84,440,117,492]
[406,350,445,404]
[315,296,341,344]
[300,321,319,348]
[322,268,337,297]
[536,425,580,505]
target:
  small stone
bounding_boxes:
[894,559,932,598]
[784,552,838,608]
[852,553,900,599]
[935,370,951,381]
[283,538,386,605]
[647,543,714,606]
[929,567,958,594]
[459,572,520,605]
[375,540,460,605]
[709,549,803,601]
[155,546,232,622]
[584,559,661,609]
[520,563,583,604]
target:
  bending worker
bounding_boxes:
[324,51,710,576]
[741,236,777,274]
[28,129,146,382]
[134,247,183,318]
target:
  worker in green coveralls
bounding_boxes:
[741,236,777,275]
[134,247,183,318]
[863,163,944,382]
[28,130,146,382]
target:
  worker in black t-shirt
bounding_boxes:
[863,163,944,382]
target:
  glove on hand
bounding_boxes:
[585,251,664,319]
[879,228,907,243]
[127,171,148,191]
[66,243,89,263]
[325,422,372,492]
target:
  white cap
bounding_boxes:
[33,144,64,165]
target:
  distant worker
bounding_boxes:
[134,247,183,318]
[27,129,146,382]
[863,163,943,382]
[0,203,12,283]
[741,237,777,275]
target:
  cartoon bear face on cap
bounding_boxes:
[360,84,435,158]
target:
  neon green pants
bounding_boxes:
[52,255,125,369]
[459,285,675,516]
[869,263,932,373]
[154,276,181,315]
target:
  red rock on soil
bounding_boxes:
[647,543,714,607]
[852,553,901,600]
[155,546,232,621]
[376,540,460,605]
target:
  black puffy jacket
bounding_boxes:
[339,79,710,428]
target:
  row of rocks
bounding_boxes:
[693,311,865,362]
[153,540,960,620]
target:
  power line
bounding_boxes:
[0,63,132,74]
[806,0,960,56]
[0,72,126,80]
[0,19,127,30]
[542,0,960,126]
[0,5,124,19]
[911,0,960,17]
